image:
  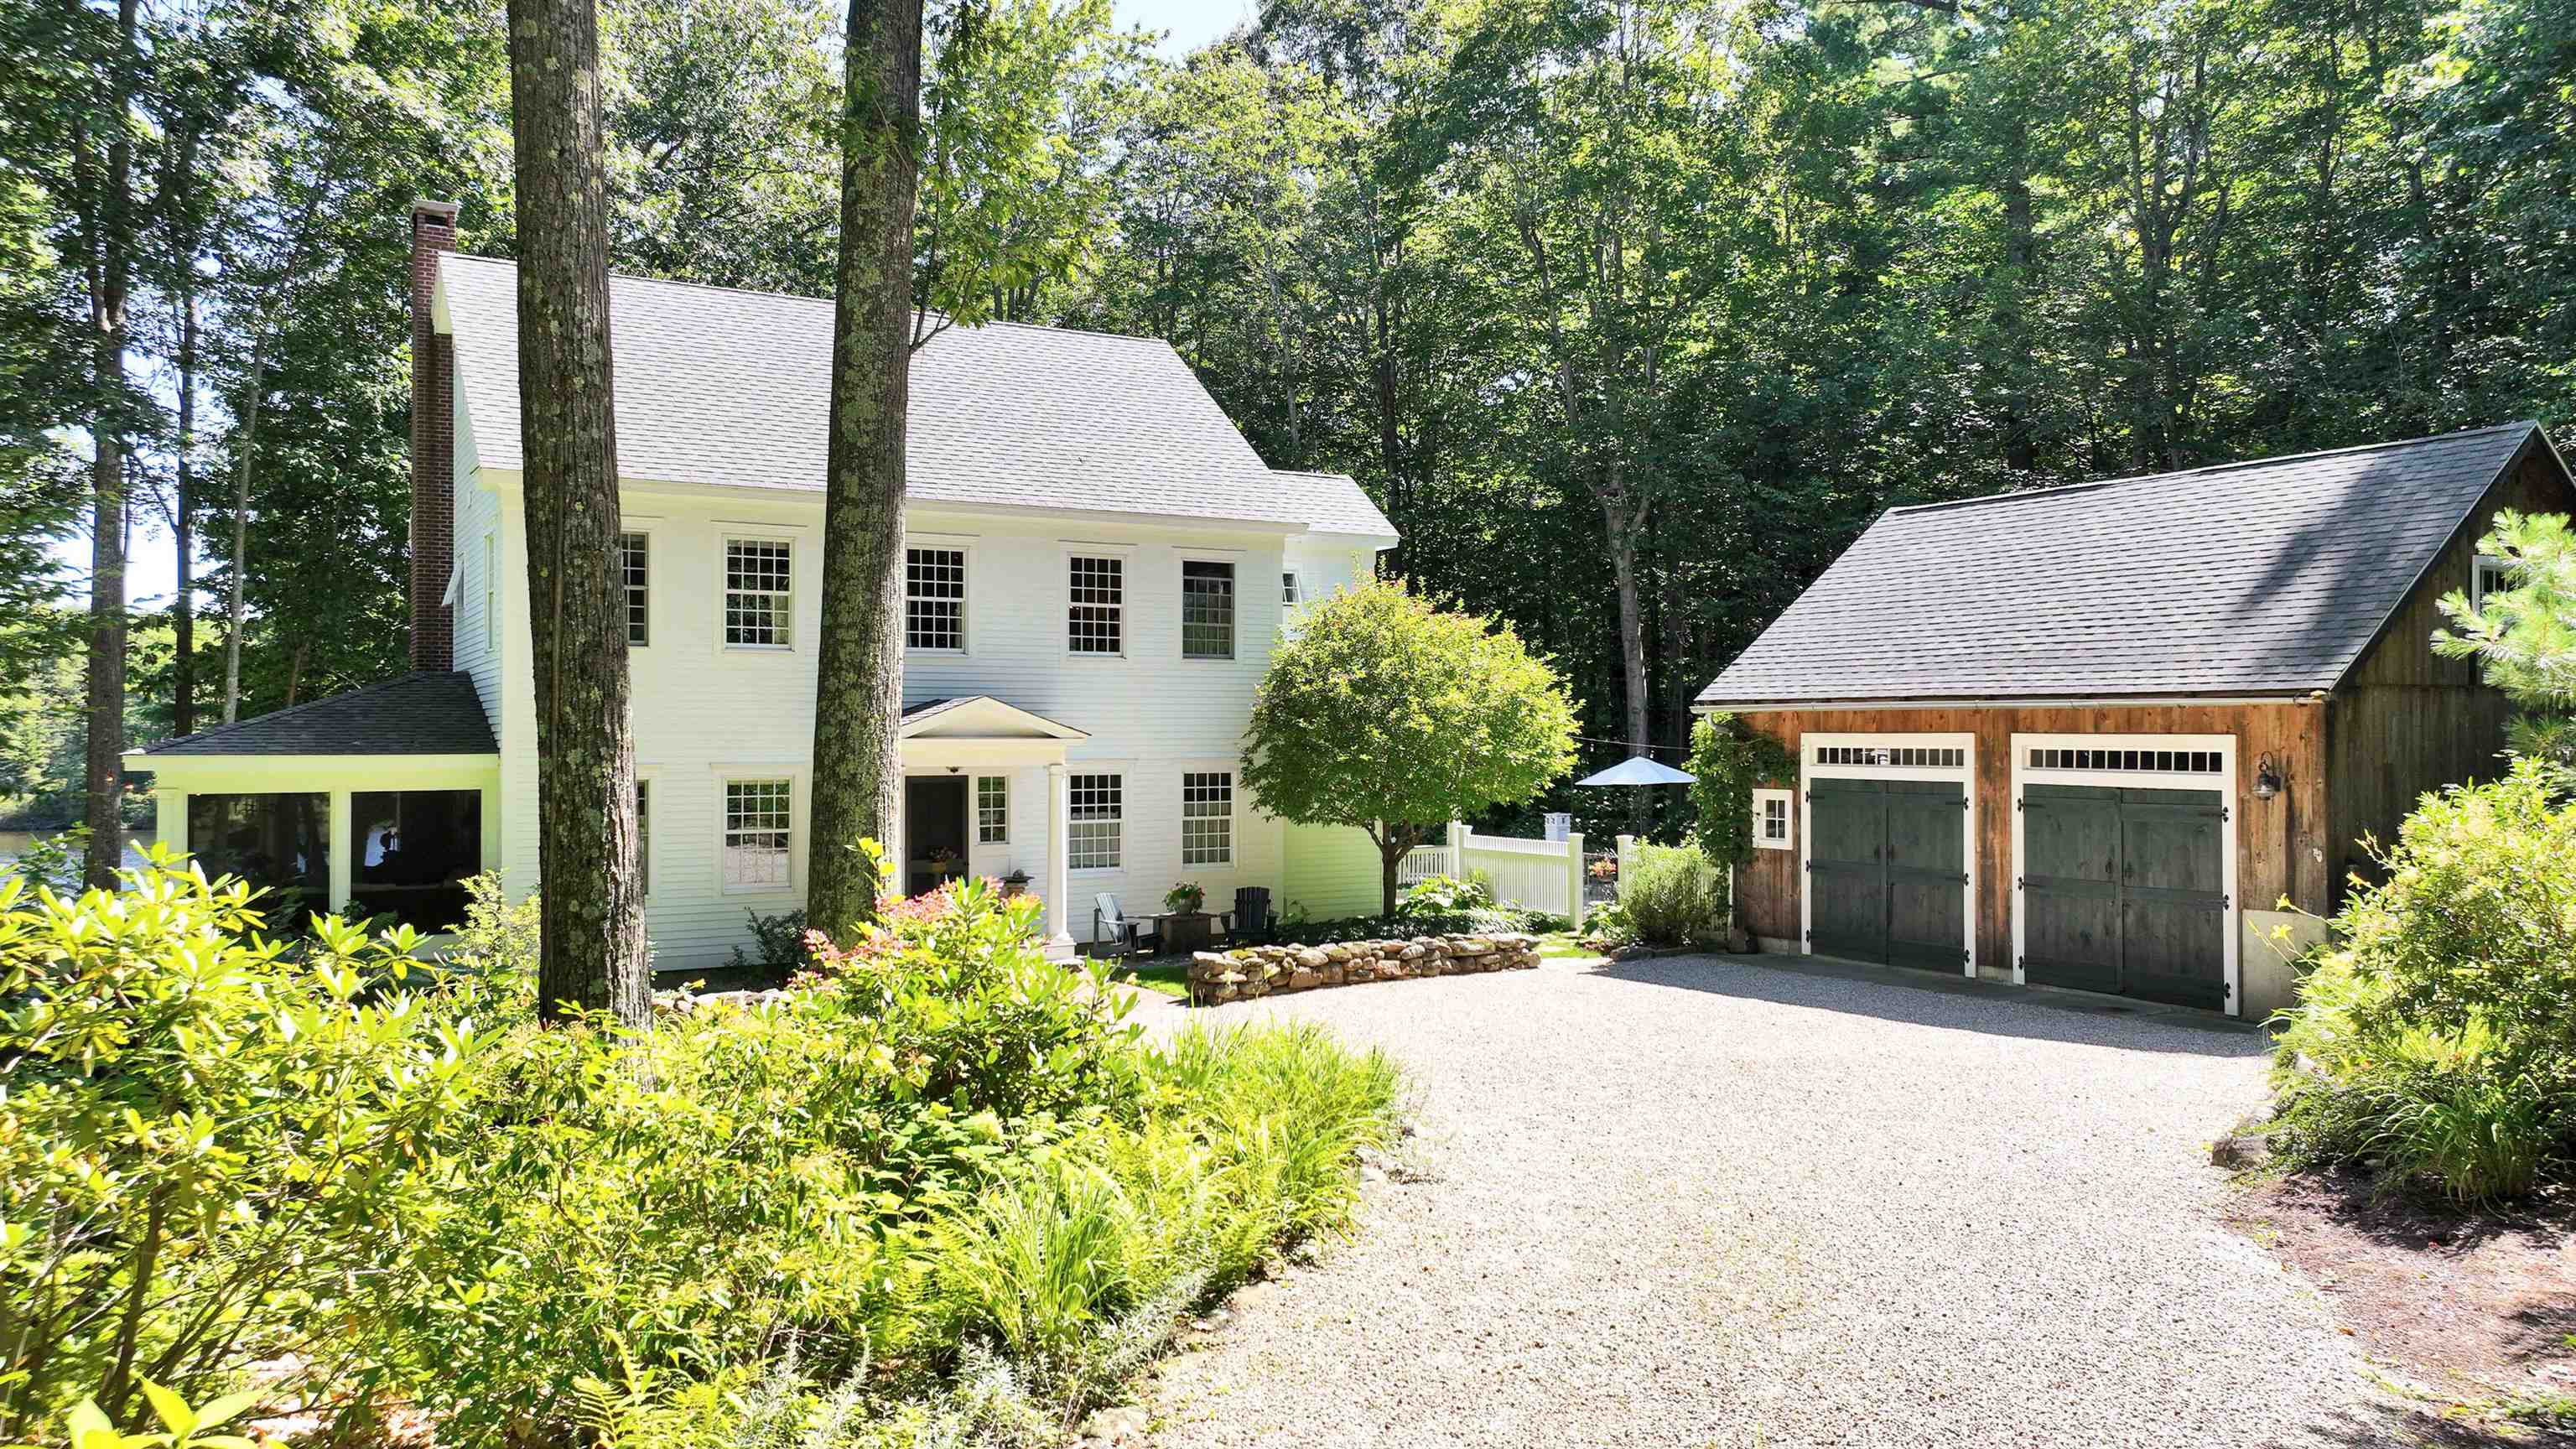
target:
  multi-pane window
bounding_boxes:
[1182,771,1233,866]
[1068,556,1123,654]
[620,532,649,647]
[1067,774,1122,870]
[906,547,966,651]
[1752,788,1792,851]
[1815,745,1965,769]
[725,538,793,647]
[1281,570,1303,605]
[723,779,792,889]
[1182,560,1235,659]
[2025,746,2224,775]
[635,780,651,890]
[2474,553,2512,610]
[977,775,1008,844]
[482,535,498,657]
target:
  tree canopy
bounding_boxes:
[1240,580,1577,915]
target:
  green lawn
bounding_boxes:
[1114,957,1192,999]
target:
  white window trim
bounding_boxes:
[2007,731,2238,1013]
[714,770,802,896]
[1751,787,1794,851]
[904,540,974,657]
[975,772,1009,846]
[620,528,652,649]
[1181,767,1238,867]
[1063,545,1134,661]
[1800,732,1976,977]
[2472,552,2512,610]
[633,770,656,896]
[1066,768,1126,875]
[719,533,797,653]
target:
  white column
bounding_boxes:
[1615,834,1639,902]
[1043,761,1072,958]
[327,789,355,920]
[1565,830,1587,930]
[154,790,187,867]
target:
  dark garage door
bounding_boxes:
[2020,784,2228,1010]
[1808,776,1966,973]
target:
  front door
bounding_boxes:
[2020,783,2228,1010]
[902,776,970,896]
[1808,776,1967,973]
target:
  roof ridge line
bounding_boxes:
[444,252,1179,350]
[1885,421,2540,518]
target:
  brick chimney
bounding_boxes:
[408,198,460,672]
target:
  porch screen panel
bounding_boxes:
[350,789,482,932]
[187,792,329,927]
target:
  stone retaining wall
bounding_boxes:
[1187,932,1541,1005]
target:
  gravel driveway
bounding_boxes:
[1138,951,2384,1449]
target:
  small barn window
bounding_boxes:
[2472,553,2513,610]
[1751,788,1793,850]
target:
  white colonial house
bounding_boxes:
[125,200,1397,965]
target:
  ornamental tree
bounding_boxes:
[1240,580,1578,917]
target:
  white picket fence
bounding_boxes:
[1396,822,1589,926]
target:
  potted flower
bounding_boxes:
[927,847,963,881]
[1001,868,1031,898]
[1162,880,1213,955]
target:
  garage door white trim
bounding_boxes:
[1801,732,1977,977]
[2008,731,2238,1012]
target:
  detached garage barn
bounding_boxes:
[1697,421,2575,1021]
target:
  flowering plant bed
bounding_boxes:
[1187,932,1541,1005]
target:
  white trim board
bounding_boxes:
[2007,730,2239,1015]
[1799,731,1977,978]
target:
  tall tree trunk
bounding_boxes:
[1605,495,1650,839]
[80,0,138,891]
[506,0,649,1026]
[169,129,201,740]
[805,0,925,943]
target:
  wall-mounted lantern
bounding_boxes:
[2252,754,2283,800]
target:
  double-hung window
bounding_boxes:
[906,547,966,651]
[723,779,792,890]
[976,775,1008,844]
[1182,560,1235,659]
[1182,771,1233,866]
[2472,553,2513,610]
[1068,555,1123,654]
[1068,774,1122,870]
[620,532,649,647]
[725,538,793,648]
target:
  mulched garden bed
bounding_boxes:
[2226,1166,2576,1446]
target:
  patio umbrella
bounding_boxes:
[1573,755,1695,787]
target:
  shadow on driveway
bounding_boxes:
[1581,948,2272,1058]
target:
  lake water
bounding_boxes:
[0,829,160,875]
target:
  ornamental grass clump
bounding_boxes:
[2271,761,2576,1200]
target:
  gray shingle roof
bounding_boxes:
[141,673,497,756]
[1696,423,2558,707]
[439,256,1395,539]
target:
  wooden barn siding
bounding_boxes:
[1729,704,2329,979]
[2324,448,2576,900]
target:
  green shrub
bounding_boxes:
[0,849,502,1436]
[1397,872,1493,915]
[2271,762,2576,1199]
[727,906,813,973]
[4,860,1405,1446]
[1605,844,1728,948]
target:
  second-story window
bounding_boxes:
[1281,570,1303,606]
[906,547,965,651]
[620,532,649,647]
[725,538,792,648]
[1182,560,1234,659]
[1068,555,1123,654]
